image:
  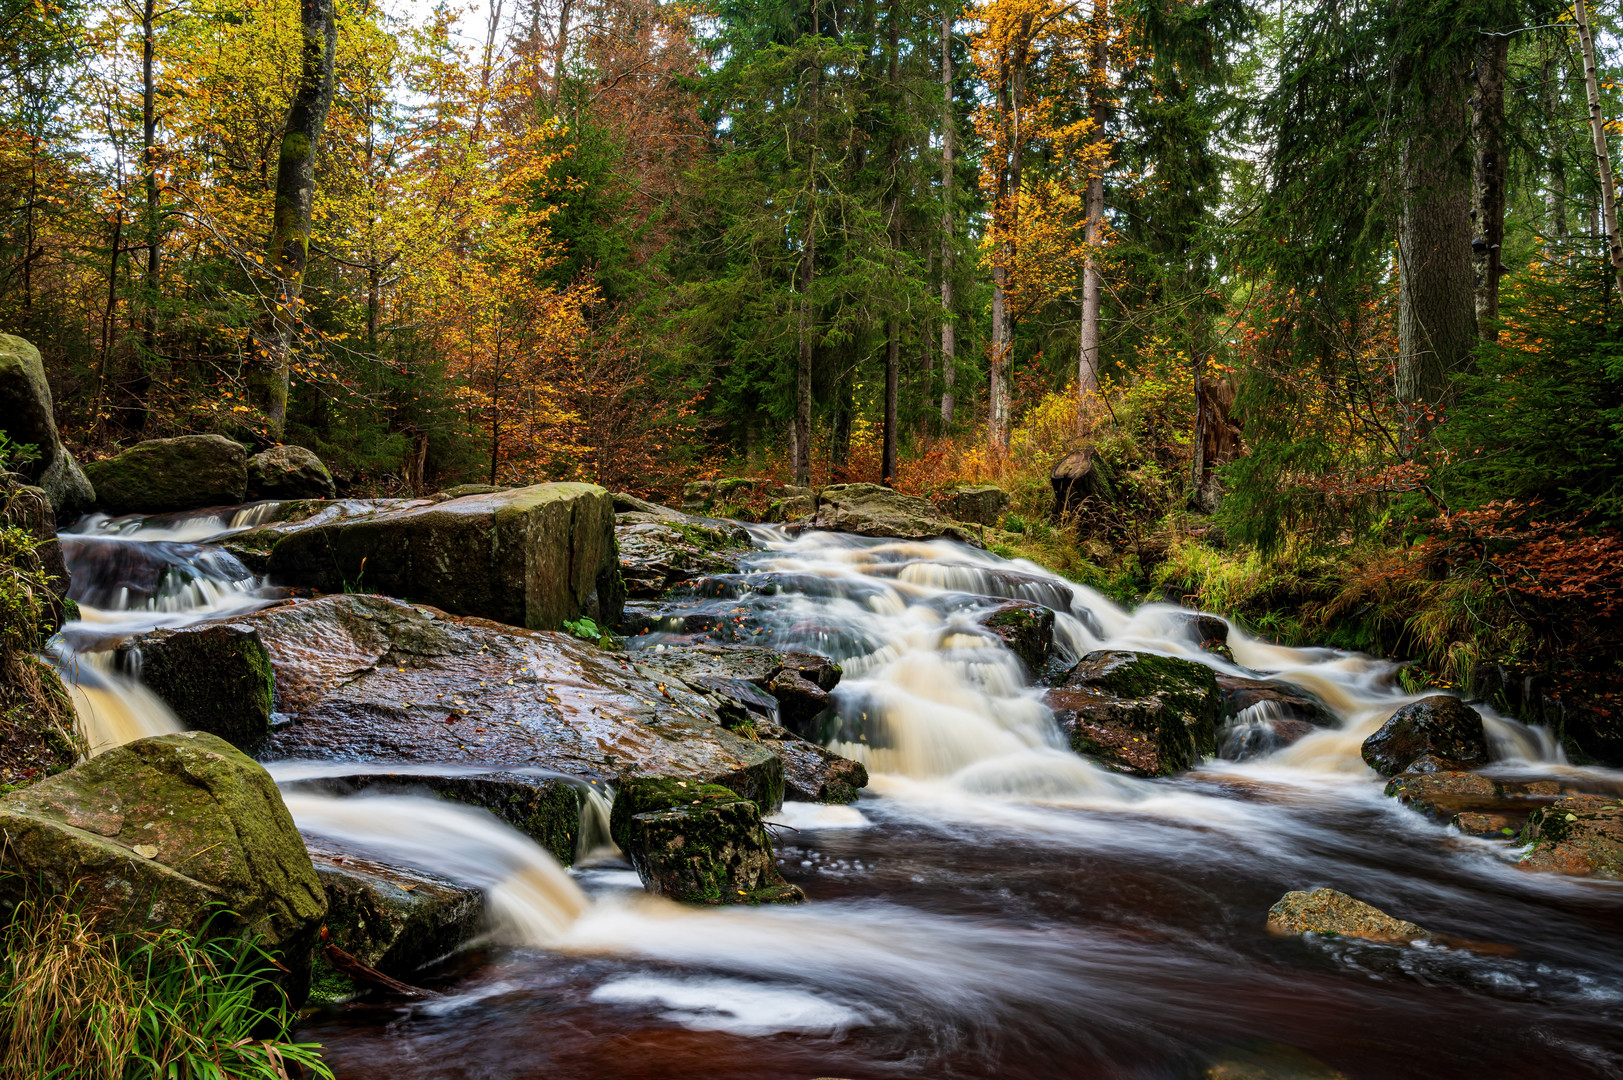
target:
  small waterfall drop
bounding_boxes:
[282,791,591,945]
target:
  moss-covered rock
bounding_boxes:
[617,518,750,599]
[810,483,982,545]
[266,482,623,632]
[0,333,95,521]
[609,776,801,904]
[976,600,1054,671]
[307,842,482,990]
[0,731,325,1001]
[0,656,83,791]
[126,622,273,752]
[83,434,248,515]
[1265,888,1431,944]
[938,484,1009,526]
[247,445,335,500]
[1519,795,1623,879]
[1361,696,1489,776]
[1047,650,1222,776]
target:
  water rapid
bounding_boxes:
[44,506,1623,1078]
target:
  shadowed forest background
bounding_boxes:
[2,0,1622,745]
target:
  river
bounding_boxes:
[51,505,1623,1079]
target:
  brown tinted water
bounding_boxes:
[53,513,1623,1079]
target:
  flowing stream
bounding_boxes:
[49,508,1623,1079]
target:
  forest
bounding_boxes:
[10,0,1619,726]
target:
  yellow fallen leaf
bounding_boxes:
[133,844,159,859]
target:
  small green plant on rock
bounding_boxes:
[562,615,618,649]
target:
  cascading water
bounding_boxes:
[48,506,1623,1078]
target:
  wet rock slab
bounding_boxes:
[1266,888,1432,944]
[1384,770,1576,835]
[307,839,483,986]
[127,621,275,752]
[1519,794,1623,879]
[616,516,752,599]
[242,594,784,811]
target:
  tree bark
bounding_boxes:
[939,4,956,428]
[1472,34,1508,340]
[882,0,901,485]
[248,0,336,439]
[1544,52,1570,246]
[1575,0,1623,297]
[1397,42,1475,426]
[1077,0,1108,408]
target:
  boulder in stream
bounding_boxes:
[1266,888,1432,944]
[126,621,274,752]
[0,731,326,1000]
[1046,650,1221,776]
[809,483,981,544]
[617,516,752,599]
[247,444,336,500]
[609,776,802,904]
[1361,696,1489,776]
[1518,795,1623,879]
[975,600,1054,672]
[307,841,483,993]
[0,333,96,521]
[249,594,785,810]
[83,434,248,515]
[265,482,624,632]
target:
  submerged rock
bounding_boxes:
[249,594,785,811]
[126,621,274,752]
[809,483,980,544]
[84,434,248,515]
[1047,650,1221,776]
[938,484,1009,526]
[1216,674,1333,728]
[1204,1043,1349,1080]
[609,776,802,904]
[266,482,623,632]
[1266,888,1431,944]
[0,731,325,1000]
[0,333,96,521]
[308,841,482,989]
[1361,696,1489,776]
[975,600,1054,672]
[248,444,336,500]
[1519,795,1623,879]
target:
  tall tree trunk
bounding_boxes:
[1544,52,1570,246]
[1396,43,1475,426]
[882,0,901,485]
[1575,0,1623,297]
[249,0,336,439]
[939,3,956,428]
[1472,35,1508,340]
[1077,0,1108,409]
[552,0,573,103]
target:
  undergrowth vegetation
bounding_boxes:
[0,886,332,1079]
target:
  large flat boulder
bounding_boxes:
[244,594,784,811]
[266,483,623,632]
[83,434,248,515]
[938,484,1009,526]
[1046,650,1221,776]
[809,483,981,544]
[0,333,95,520]
[0,731,325,999]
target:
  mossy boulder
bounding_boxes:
[976,600,1054,671]
[307,842,483,991]
[617,518,751,599]
[0,333,95,521]
[265,483,624,632]
[0,731,325,1001]
[1519,795,1623,879]
[1046,650,1221,776]
[938,484,1009,526]
[609,777,801,904]
[247,444,335,500]
[1266,888,1431,944]
[810,483,981,545]
[1361,696,1489,776]
[83,434,248,515]
[125,622,274,752]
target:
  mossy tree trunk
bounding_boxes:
[248,0,336,439]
